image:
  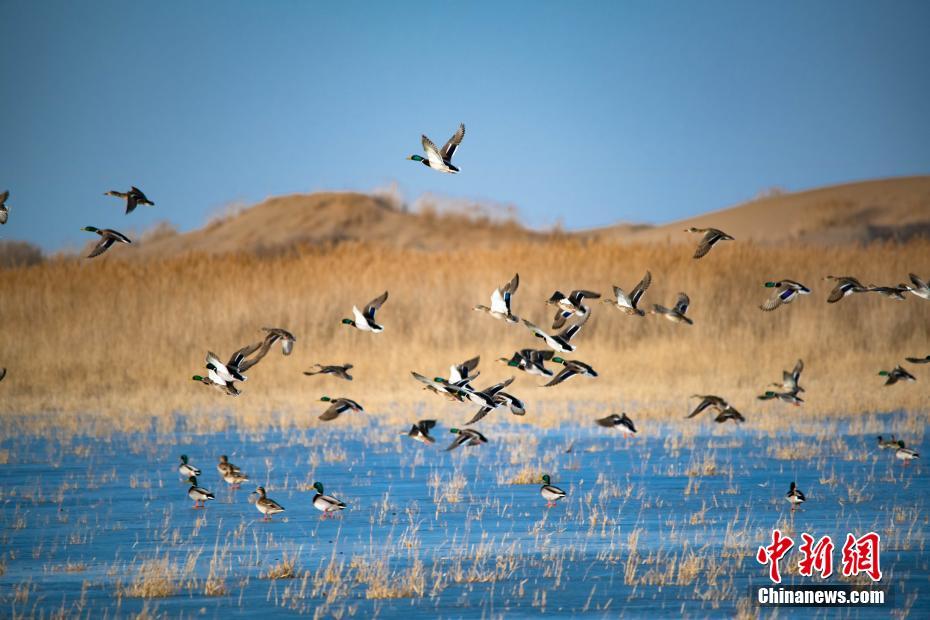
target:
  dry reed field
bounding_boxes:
[0,237,927,434]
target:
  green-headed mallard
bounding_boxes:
[497,349,554,377]
[445,427,488,451]
[192,373,241,397]
[824,275,868,303]
[447,376,514,409]
[603,271,651,316]
[408,123,464,173]
[547,289,601,329]
[81,226,131,258]
[262,327,296,355]
[405,419,437,444]
[757,389,803,406]
[651,293,692,325]
[203,341,264,385]
[522,315,588,353]
[879,365,916,386]
[318,396,364,421]
[895,441,919,465]
[0,190,9,224]
[178,454,201,478]
[540,474,566,507]
[596,413,637,437]
[785,481,805,511]
[685,227,733,259]
[474,274,519,323]
[760,280,811,311]
[877,435,899,450]
[543,357,598,387]
[904,273,930,300]
[304,364,354,381]
[449,356,480,384]
[104,186,154,214]
[311,482,346,518]
[252,486,285,520]
[187,476,214,509]
[342,291,388,332]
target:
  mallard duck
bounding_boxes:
[688,395,744,423]
[877,435,899,449]
[318,396,364,421]
[866,284,909,301]
[770,359,805,393]
[540,474,566,507]
[104,186,154,214]
[685,227,734,259]
[904,273,930,300]
[904,355,930,364]
[252,486,285,520]
[223,469,249,489]
[187,476,214,509]
[760,280,811,311]
[445,428,488,451]
[522,315,588,353]
[449,356,480,384]
[311,482,346,518]
[543,357,598,387]
[405,419,437,444]
[304,364,354,381]
[464,388,525,425]
[603,271,651,316]
[204,342,264,384]
[0,190,9,224]
[262,327,296,355]
[879,365,916,386]
[217,454,242,476]
[342,291,388,332]
[824,276,868,303]
[474,274,519,323]
[498,349,555,377]
[178,454,201,478]
[757,389,803,406]
[895,441,919,465]
[547,290,601,329]
[81,226,131,258]
[785,481,805,511]
[408,123,465,173]
[651,293,693,325]
[596,413,637,437]
[448,376,514,409]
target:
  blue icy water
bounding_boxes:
[0,413,926,618]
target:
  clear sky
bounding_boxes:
[1,1,929,251]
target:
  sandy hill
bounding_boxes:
[131,176,930,257]
[591,176,930,245]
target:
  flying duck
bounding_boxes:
[178,455,201,478]
[904,273,930,300]
[904,355,930,364]
[0,190,9,224]
[866,284,909,301]
[543,357,598,387]
[187,476,214,509]
[603,271,651,316]
[540,474,567,507]
[474,274,520,323]
[785,481,805,511]
[311,482,346,518]
[252,486,285,520]
[342,291,389,332]
[651,293,693,325]
[770,359,805,393]
[304,364,354,381]
[498,349,555,377]
[895,441,920,465]
[449,376,515,409]
[596,413,637,437]
[688,395,744,423]
[204,342,264,384]
[408,123,465,173]
[261,327,296,355]
[547,289,601,329]
[685,227,734,259]
[405,419,437,444]
[410,371,465,401]
[318,396,364,421]
[522,315,588,353]
[824,276,868,303]
[192,372,240,397]
[82,226,131,258]
[104,186,154,214]
[464,388,525,425]
[757,389,803,406]
[879,365,916,386]
[445,428,489,451]
[760,280,812,311]
[449,356,481,384]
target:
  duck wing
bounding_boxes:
[364,291,389,321]
[421,135,446,168]
[544,366,577,387]
[630,271,652,307]
[87,236,115,258]
[440,123,465,161]
[674,293,690,316]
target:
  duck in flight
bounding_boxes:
[445,428,488,451]
[547,289,601,329]
[904,273,930,300]
[474,274,520,323]
[879,365,916,386]
[104,186,154,214]
[405,419,437,444]
[82,226,131,258]
[596,413,637,438]
[318,396,364,421]
[498,349,555,377]
[304,364,354,381]
[543,357,598,387]
[824,276,868,303]
[408,123,465,173]
[652,293,693,325]
[687,395,745,423]
[603,271,651,316]
[760,280,811,311]
[342,291,389,332]
[261,327,296,355]
[522,315,588,353]
[770,359,805,393]
[685,227,734,259]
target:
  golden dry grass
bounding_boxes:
[0,238,927,433]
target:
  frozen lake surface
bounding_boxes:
[0,412,926,618]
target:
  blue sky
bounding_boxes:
[1,1,929,251]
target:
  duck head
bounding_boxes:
[341,318,355,327]
[180,454,189,464]
[541,474,551,484]
[312,482,324,494]
[81,226,99,233]
[407,155,425,162]
[320,396,332,402]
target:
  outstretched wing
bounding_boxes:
[558,314,589,341]
[440,123,465,161]
[87,237,115,258]
[693,230,721,259]
[674,293,690,316]
[490,287,509,314]
[687,397,715,418]
[569,290,601,305]
[421,135,446,168]
[544,366,577,387]
[364,291,389,321]
[465,406,492,425]
[0,190,8,205]
[630,271,652,307]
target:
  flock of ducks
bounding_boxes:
[2,124,925,518]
